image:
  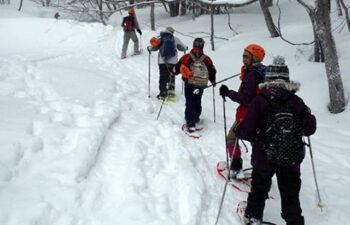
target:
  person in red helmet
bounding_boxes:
[121,8,142,59]
[219,44,266,178]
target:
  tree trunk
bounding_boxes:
[339,0,350,32]
[259,0,280,37]
[18,0,23,10]
[210,5,215,51]
[315,0,346,113]
[168,0,179,17]
[336,0,343,16]
[180,0,186,15]
[151,3,155,31]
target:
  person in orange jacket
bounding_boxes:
[219,44,266,178]
[174,38,216,132]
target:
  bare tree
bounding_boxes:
[339,0,350,32]
[336,0,343,16]
[297,0,346,113]
[150,2,155,31]
[259,0,279,37]
[18,0,24,10]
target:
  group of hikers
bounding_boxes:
[121,8,317,225]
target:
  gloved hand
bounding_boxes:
[219,84,230,97]
[211,81,216,87]
[137,29,142,35]
[147,46,152,52]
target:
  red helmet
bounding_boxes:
[244,44,265,62]
[128,8,135,15]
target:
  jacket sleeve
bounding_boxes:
[204,56,216,83]
[294,96,317,136]
[228,71,258,105]
[174,54,187,75]
[133,16,141,30]
[174,37,188,52]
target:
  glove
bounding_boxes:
[211,81,216,87]
[219,84,230,97]
[137,29,142,35]
[147,46,152,52]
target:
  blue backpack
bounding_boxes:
[160,32,176,60]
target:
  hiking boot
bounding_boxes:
[229,158,243,179]
[121,55,126,59]
[244,217,262,225]
[157,93,167,100]
[187,126,196,133]
[134,50,141,55]
[168,90,175,97]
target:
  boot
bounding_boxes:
[229,158,243,179]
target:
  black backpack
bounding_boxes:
[159,32,176,60]
[122,16,132,32]
[260,97,305,167]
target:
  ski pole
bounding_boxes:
[213,86,216,123]
[214,136,239,225]
[307,136,325,211]
[148,48,151,98]
[193,72,240,94]
[156,77,172,120]
[156,94,168,120]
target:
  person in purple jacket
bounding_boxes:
[236,56,317,225]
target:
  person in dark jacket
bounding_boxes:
[219,44,266,178]
[174,38,216,132]
[121,8,142,59]
[236,56,317,225]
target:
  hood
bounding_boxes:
[259,79,300,101]
[190,48,204,58]
[248,63,266,82]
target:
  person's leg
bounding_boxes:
[227,121,242,174]
[130,31,140,54]
[277,171,304,225]
[121,32,131,58]
[192,88,203,124]
[184,84,197,130]
[245,169,273,222]
[158,64,169,97]
[167,64,175,95]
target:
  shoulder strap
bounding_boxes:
[189,53,207,62]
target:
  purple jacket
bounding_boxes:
[235,80,317,172]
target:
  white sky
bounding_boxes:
[0,0,350,225]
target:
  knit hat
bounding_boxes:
[166,26,175,33]
[265,56,289,82]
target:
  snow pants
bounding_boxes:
[184,84,203,127]
[158,64,175,96]
[245,168,304,225]
[121,30,139,58]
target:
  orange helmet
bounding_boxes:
[128,8,135,15]
[150,37,160,47]
[244,44,265,62]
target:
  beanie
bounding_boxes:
[265,56,289,82]
[166,26,175,33]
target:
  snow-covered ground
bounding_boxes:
[0,1,349,225]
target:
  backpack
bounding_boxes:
[122,16,132,32]
[260,97,305,167]
[187,53,209,88]
[160,32,176,60]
